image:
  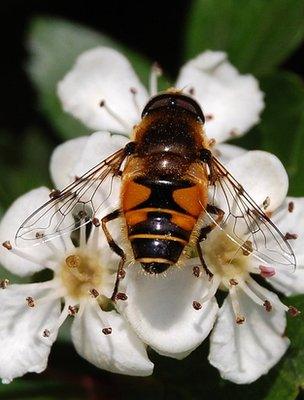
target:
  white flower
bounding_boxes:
[57,47,264,161]
[117,150,304,384]
[0,133,153,384]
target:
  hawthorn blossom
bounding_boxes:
[0,132,153,384]
[118,150,303,384]
[57,46,264,161]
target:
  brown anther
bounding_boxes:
[43,329,50,338]
[263,300,272,312]
[99,100,105,107]
[205,114,214,121]
[229,278,238,286]
[89,288,100,298]
[236,315,245,324]
[288,306,301,317]
[193,266,201,278]
[0,279,9,289]
[192,301,202,310]
[242,240,253,256]
[288,201,294,213]
[49,189,61,199]
[65,255,81,269]
[68,305,79,316]
[92,217,100,227]
[116,292,128,301]
[284,232,298,240]
[74,175,81,181]
[130,87,137,94]
[102,327,112,335]
[188,87,195,95]
[118,269,126,279]
[2,240,12,250]
[35,232,44,239]
[26,296,35,308]
[263,196,270,210]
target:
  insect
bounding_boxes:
[15,90,296,300]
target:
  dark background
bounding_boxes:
[1,0,303,144]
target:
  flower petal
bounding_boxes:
[50,136,88,190]
[176,51,264,143]
[209,289,289,384]
[57,47,149,134]
[225,150,288,211]
[0,188,58,276]
[118,264,218,357]
[266,197,304,296]
[0,282,61,383]
[71,301,153,376]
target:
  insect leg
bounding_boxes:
[197,204,224,279]
[101,209,126,301]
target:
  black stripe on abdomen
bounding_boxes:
[131,237,184,264]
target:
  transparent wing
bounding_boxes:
[205,156,296,271]
[15,148,126,248]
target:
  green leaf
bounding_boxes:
[27,17,169,140]
[185,0,304,75]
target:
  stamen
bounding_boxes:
[242,240,253,256]
[199,276,221,304]
[263,300,272,312]
[0,278,9,289]
[68,305,79,316]
[99,100,131,131]
[92,301,112,335]
[288,201,294,213]
[130,87,141,115]
[193,266,201,278]
[259,265,276,278]
[102,327,112,335]
[89,288,100,298]
[262,196,271,210]
[88,224,100,250]
[288,306,301,317]
[188,87,195,96]
[229,286,245,324]
[284,232,298,240]
[42,302,69,339]
[238,281,265,307]
[118,269,126,279]
[26,296,35,307]
[116,292,128,301]
[149,62,162,96]
[192,301,202,310]
[79,222,86,248]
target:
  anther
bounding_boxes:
[288,201,294,213]
[68,305,79,316]
[102,327,112,335]
[92,218,100,227]
[205,114,214,121]
[116,292,128,301]
[188,87,195,96]
[2,240,12,250]
[49,189,61,199]
[26,296,35,308]
[193,266,201,278]
[288,306,301,317]
[242,240,253,256]
[99,99,131,130]
[35,232,44,239]
[263,300,272,312]
[284,232,298,240]
[229,278,238,286]
[130,87,137,95]
[259,265,276,278]
[236,315,245,324]
[118,269,126,279]
[65,255,81,268]
[99,100,105,107]
[89,288,100,298]
[43,329,50,338]
[0,279,9,289]
[192,301,202,310]
[263,196,271,210]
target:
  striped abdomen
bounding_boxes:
[122,176,206,273]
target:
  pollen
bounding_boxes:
[60,250,104,300]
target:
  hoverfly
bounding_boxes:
[15,90,296,300]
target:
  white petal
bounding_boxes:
[118,264,218,356]
[72,131,128,215]
[214,143,247,165]
[0,188,58,276]
[0,282,61,383]
[176,51,264,143]
[225,150,288,211]
[57,47,149,134]
[71,301,153,376]
[50,136,88,190]
[209,289,289,384]
[266,198,304,296]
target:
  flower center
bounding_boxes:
[202,229,251,288]
[60,249,104,300]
